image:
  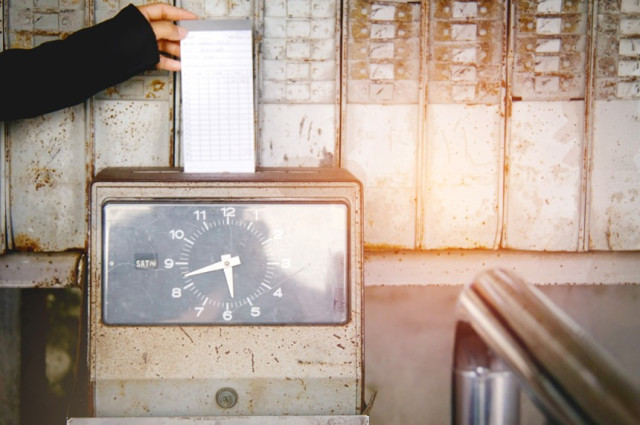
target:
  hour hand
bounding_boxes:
[184,255,241,277]
[221,254,236,298]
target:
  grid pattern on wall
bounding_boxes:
[1,0,639,254]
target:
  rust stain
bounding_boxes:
[146,79,166,99]
[364,242,409,252]
[12,32,33,48]
[349,61,369,80]
[32,167,60,190]
[104,86,120,97]
[395,4,414,23]
[350,20,370,40]
[318,147,334,167]
[350,1,370,20]
[14,234,42,252]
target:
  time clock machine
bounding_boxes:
[87,167,364,417]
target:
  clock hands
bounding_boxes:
[184,254,241,298]
[221,254,236,298]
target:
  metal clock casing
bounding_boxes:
[88,168,363,417]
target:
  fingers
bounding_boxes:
[138,3,197,22]
[136,3,198,71]
[158,39,181,58]
[149,20,188,42]
[156,38,183,71]
[157,55,182,72]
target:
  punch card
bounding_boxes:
[180,20,255,173]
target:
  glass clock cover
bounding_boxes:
[102,202,349,325]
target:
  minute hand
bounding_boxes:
[184,255,241,277]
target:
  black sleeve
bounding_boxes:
[0,4,159,121]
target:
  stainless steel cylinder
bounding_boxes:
[453,367,519,425]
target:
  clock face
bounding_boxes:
[102,202,349,325]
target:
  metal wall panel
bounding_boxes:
[8,105,89,251]
[344,104,418,249]
[343,0,421,249]
[5,0,89,251]
[589,0,640,250]
[257,0,341,168]
[503,0,588,251]
[421,0,506,250]
[422,104,502,249]
[93,99,172,172]
[93,0,174,175]
[505,101,584,251]
[3,0,640,256]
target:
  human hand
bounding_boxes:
[137,3,198,71]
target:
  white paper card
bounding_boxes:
[180,20,255,173]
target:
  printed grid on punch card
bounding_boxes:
[181,26,255,172]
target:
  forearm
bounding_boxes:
[0,4,159,121]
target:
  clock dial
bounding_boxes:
[180,215,278,321]
[102,202,349,325]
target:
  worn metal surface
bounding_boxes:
[0,251,84,287]
[364,250,640,286]
[8,104,89,251]
[421,0,506,250]
[93,0,174,175]
[88,170,364,416]
[1,122,5,254]
[422,104,502,249]
[590,100,640,250]
[68,417,369,425]
[428,0,505,105]
[511,0,588,101]
[504,101,585,251]
[343,1,422,249]
[589,1,640,250]
[93,99,172,172]
[6,0,87,49]
[4,0,90,252]
[503,0,589,251]
[257,0,341,168]
[343,104,418,249]
[1,0,640,259]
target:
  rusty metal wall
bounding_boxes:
[590,1,640,250]
[253,0,342,168]
[93,0,175,174]
[503,0,589,251]
[2,0,640,256]
[420,0,506,249]
[4,0,90,252]
[343,1,422,249]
